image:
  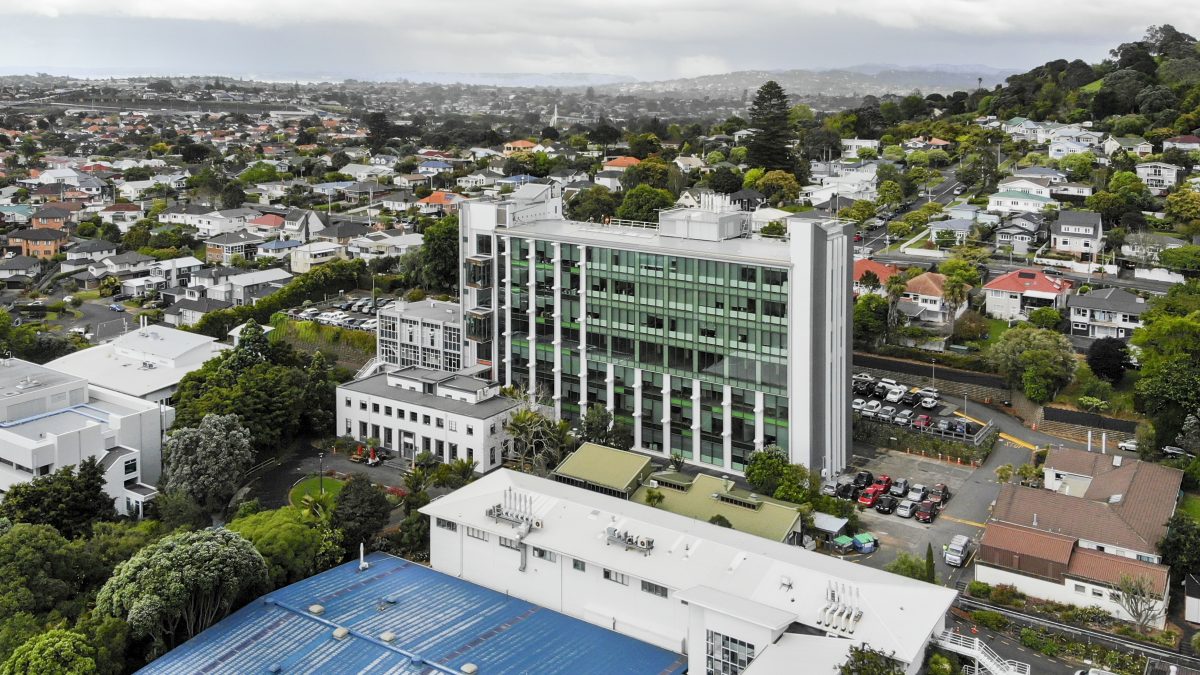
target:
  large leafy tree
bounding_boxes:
[838,645,905,675]
[161,414,254,515]
[746,81,794,171]
[744,445,790,496]
[1160,513,1200,575]
[95,529,268,652]
[420,215,460,293]
[229,506,342,587]
[331,474,391,558]
[568,186,618,222]
[0,629,95,675]
[988,325,1076,402]
[615,184,674,222]
[0,524,84,619]
[0,457,114,537]
[1087,337,1131,383]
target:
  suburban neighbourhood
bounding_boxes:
[2,12,1200,675]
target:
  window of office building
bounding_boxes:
[641,580,668,598]
[603,569,628,585]
[436,518,457,531]
[532,547,557,562]
[499,536,520,550]
[466,527,488,541]
[706,631,756,675]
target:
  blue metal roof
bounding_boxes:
[140,553,687,675]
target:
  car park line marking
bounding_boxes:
[952,411,986,425]
[998,433,1037,451]
[939,514,987,528]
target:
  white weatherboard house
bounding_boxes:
[421,470,963,675]
[0,359,172,517]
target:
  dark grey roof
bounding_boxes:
[1067,287,1147,315]
[8,228,68,241]
[206,231,265,246]
[163,297,233,315]
[0,256,39,271]
[102,251,155,265]
[1052,210,1102,236]
[70,239,119,253]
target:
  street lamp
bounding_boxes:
[931,358,937,389]
[318,452,325,495]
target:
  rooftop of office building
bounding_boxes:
[380,298,461,323]
[140,553,687,675]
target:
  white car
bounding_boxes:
[853,373,875,383]
[852,398,866,410]
[885,385,907,403]
[862,400,882,417]
[1118,439,1138,452]
[920,397,939,410]
[360,318,379,331]
[918,387,940,400]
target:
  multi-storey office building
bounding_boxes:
[460,184,853,477]
[376,299,467,372]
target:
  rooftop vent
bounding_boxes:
[332,627,349,640]
[380,631,396,643]
[1109,494,1124,504]
[461,664,479,675]
[1113,455,1123,467]
[308,604,325,615]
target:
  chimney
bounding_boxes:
[1032,513,1038,528]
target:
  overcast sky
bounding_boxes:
[0,1,1193,82]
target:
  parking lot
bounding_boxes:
[828,449,992,588]
[852,373,989,443]
[290,295,388,331]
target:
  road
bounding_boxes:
[858,162,965,255]
[947,614,1079,675]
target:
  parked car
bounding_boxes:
[906,484,928,502]
[894,409,916,426]
[944,534,971,567]
[853,232,864,242]
[873,378,898,398]
[836,483,860,500]
[1118,439,1138,452]
[820,482,838,497]
[915,500,938,523]
[895,499,918,518]
[929,483,953,509]
[852,398,866,411]
[853,373,875,384]
[876,406,896,423]
[874,494,898,514]
[853,380,875,395]
[918,387,940,400]
[862,400,882,417]
[360,318,379,331]
[852,471,874,489]
[920,397,939,409]
[108,303,124,312]
[901,390,923,406]
[1163,446,1196,460]
[111,293,132,302]
[872,475,893,493]
[885,386,907,403]
[913,414,933,429]
[857,485,884,508]
[937,419,951,432]
[889,478,910,499]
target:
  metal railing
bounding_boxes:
[934,630,1030,675]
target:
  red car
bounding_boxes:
[915,500,938,523]
[857,485,883,508]
[853,232,864,242]
[929,483,952,509]
[872,474,893,493]
[913,414,933,429]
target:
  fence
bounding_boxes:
[955,595,1200,673]
[1037,406,1138,444]
[853,353,1012,404]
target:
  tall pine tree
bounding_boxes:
[746,81,794,172]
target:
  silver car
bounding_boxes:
[896,499,917,518]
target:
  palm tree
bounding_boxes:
[885,273,909,336]
[504,408,545,470]
[942,277,968,331]
[300,491,335,523]
[533,420,576,477]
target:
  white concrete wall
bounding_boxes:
[1134,267,1186,283]
[976,564,1166,629]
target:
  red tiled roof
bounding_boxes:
[980,521,1075,565]
[1167,135,1200,144]
[1066,548,1168,595]
[906,271,969,298]
[984,268,1072,295]
[249,214,285,227]
[604,156,641,169]
[102,203,141,212]
[418,191,461,205]
[506,140,536,148]
[853,258,899,284]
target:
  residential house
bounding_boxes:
[338,163,395,183]
[1050,182,1094,199]
[394,174,432,190]
[254,238,303,260]
[1051,210,1104,260]
[158,203,212,225]
[282,208,328,242]
[417,190,466,215]
[457,169,504,189]
[312,221,370,246]
[1012,166,1068,184]
[983,268,1072,320]
[998,176,1053,198]
[192,267,293,306]
[1067,288,1147,340]
[416,160,452,177]
[602,156,641,172]
[99,203,144,230]
[730,188,767,211]
[841,138,880,158]
[162,297,233,328]
[987,190,1057,215]
[347,229,423,260]
[503,139,537,156]
[852,258,899,297]
[147,255,203,288]
[8,228,68,259]
[30,205,70,230]
[546,168,589,185]
[928,218,973,246]
[1049,138,1092,161]
[946,203,1000,225]
[193,208,261,238]
[1102,135,1153,157]
[675,187,715,209]
[1135,162,1182,196]
[900,272,970,326]
[595,170,624,191]
[343,181,390,200]
[673,156,706,173]
[1163,135,1200,152]
[0,256,41,284]
[62,239,119,272]
[205,230,266,264]
[245,213,286,238]
[995,213,1048,253]
[1122,232,1186,265]
[977,448,1180,628]
[290,241,347,273]
[0,205,33,225]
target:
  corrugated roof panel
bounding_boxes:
[140,553,686,675]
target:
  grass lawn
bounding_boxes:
[74,290,101,301]
[289,475,345,505]
[1181,494,1200,521]
[1079,78,1103,93]
[982,319,1009,347]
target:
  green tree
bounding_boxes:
[1087,337,1131,383]
[1166,184,1200,224]
[838,645,904,675]
[420,215,460,293]
[229,506,341,587]
[755,170,800,204]
[708,514,733,528]
[644,488,665,508]
[854,294,889,346]
[1160,246,1200,272]
[161,414,254,515]
[839,200,877,224]
[332,474,391,557]
[616,184,674,222]
[744,446,790,496]
[238,162,280,185]
[0,457,115,537]
[1026,307,1061,330]
[568,186,617,222]
[1160,513,1200,575]
[0,630,95,675]
[220,182,246,209]
[988,325,1076,393]
[746,81,794,171]
[579,404,615,446]
[1058,152,1095,182]
[924,543,936,583]
[877,180,902,208]
[0,524,83,619]
[621,157,670,191]
[883,552,930,582]
[995,464,1014,483]
[95,529,268,653]
[707,166,742,194]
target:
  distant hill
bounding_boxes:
[596,67,1014,99]
[393,72,636,87]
